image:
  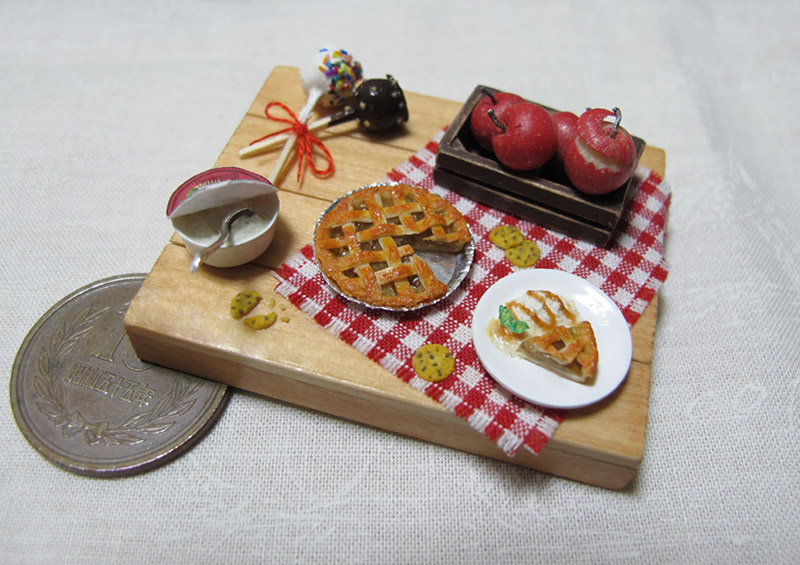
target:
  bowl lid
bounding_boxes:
[167,167,278,218]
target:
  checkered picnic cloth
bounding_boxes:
[274,129,670,456]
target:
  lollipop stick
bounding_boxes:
[240,116,331,159]
[268,136,298,183]
[268,91,321,183]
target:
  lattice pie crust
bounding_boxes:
[315,183,471,308]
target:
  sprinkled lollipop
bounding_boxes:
[268,47,363,183]
[241,75,409,159]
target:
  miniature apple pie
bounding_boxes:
[315,183,471,308]
[486,289,598,383]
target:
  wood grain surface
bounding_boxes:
[124,66,665,489]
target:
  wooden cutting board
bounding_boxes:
[124,66,665,489]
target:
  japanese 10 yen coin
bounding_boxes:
[9,274,230,477]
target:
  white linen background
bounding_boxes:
[2,0,798,562]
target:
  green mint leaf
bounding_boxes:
[498,305,528,334]
[512,320,529,333]
[498,305,513,325]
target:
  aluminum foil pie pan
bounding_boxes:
[313,183,475,312]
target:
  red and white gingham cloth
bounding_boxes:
[274,129,670,456]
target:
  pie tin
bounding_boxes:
[313,183,475,312]
[9,274,230,477]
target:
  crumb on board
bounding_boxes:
[231,290,290,330]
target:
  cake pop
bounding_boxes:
[331,74,408,132]
[301,47,363,109]
[241,75,408,159]
[268,47,363,183]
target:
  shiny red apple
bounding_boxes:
[469,89,525,150]
[563,107,637,195]
[550,110,578,168]
[488,102,557,171]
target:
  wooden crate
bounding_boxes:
[435,85,646,246]
[124,66,665,489]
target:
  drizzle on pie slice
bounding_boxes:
[315,183,471,308]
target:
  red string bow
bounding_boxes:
[249,101,334,183]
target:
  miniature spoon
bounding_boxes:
[190,207,255,272]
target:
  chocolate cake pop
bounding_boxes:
[330,75,409,132]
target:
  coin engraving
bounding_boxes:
[34,300,204,447]
[10,274,229,476]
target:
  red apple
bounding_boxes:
[563,107,637,195]
[550,110,579,167]
[469,89,525,150]
[488,102,557,171]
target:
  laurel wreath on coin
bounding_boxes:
[33,304,202,446]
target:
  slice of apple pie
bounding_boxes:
[520,320,598,383]
[486,289,598,384]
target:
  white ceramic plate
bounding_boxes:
[472,269,632,409]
